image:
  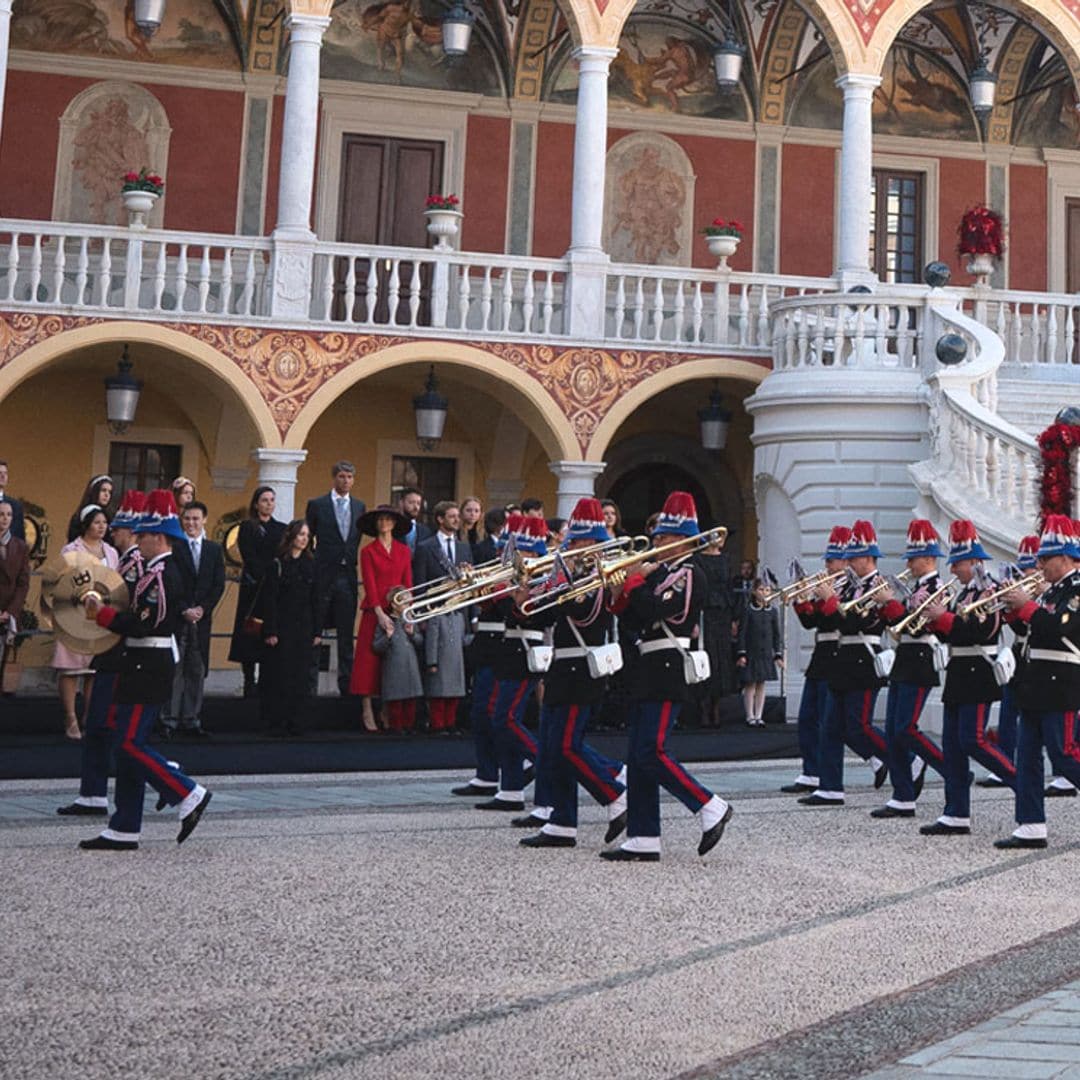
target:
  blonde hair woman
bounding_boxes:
[459,495,485,558]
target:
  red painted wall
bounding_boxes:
[779,143,834,277]
[1009,163,1047,292]
[532,121,575,258]
[462,115,510,253]
[0,70,243,233]
[938,156,986,284]
[263,97,284,234]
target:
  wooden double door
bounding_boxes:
[335,134,444,325]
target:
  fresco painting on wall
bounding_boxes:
[1014,70,1080,149]
[320,0,503,95]
[11,0,239,68]
[604,134,695,266]
[788,45,977,140]
[547,19,748,120]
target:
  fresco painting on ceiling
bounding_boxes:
[1014,71,1080,149]
[548,19,748,120]
[10,0,238,68]
[788,45,977,141]
[320,0,502,95]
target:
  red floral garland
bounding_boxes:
[1038,422,1080,524]
[957,205,1005,258]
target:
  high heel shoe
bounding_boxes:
[64,715,82,741]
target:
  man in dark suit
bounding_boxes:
[399,486,432,553]
[164,501,225,738]
[472,508,506,566]
[305,460,366,696]
[0,499,29,689]
[0,461,25,542]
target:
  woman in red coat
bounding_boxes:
[350,505,412,731]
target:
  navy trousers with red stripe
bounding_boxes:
[1015,710,1080,827]
[492,677,538,796]
[109,703,196,835]
[818,688,884,793]
[81,673,119,801]
[540,703,625,829]
[796,677,829,781]
[626,700,713,839]
[941,702,1017,820]
[885,682,943,802]
[467,665,498,785]
[996,684,1019,764]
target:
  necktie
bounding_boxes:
[336,497,349,540]
[444,537,453,564]
[191,539,200,571]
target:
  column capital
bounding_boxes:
[835,72,882,96]
[252,447,308,471]
[571,45,619,66]
[548,460,607,481]
[284,12,332,41]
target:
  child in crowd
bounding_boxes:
[736,578,783,726]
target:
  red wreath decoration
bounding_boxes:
[958,205,1005,258]
[1038,422,1080,525]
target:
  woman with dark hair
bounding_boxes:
[600,499,626,539]
[228,486,286,697]
[260,520,321,736]
[66,474,114,543]
[53,506,118,739]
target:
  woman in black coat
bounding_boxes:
[696,540,738,725]
[228,485,287,695]
[260,520,321,736]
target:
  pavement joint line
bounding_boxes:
[677,920,1080,1080]
[239,839,1080,1080]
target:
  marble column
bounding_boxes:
[835,73,881,288]
[252,448,308,523]
[564,46,618,339]
[549,460,607,519]
[0,0,12,150]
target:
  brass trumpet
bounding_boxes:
[959,570,1045,617]
[761,569,849,606]
[839,569,913,614]
[520,527,728,615]
[888,580,959,638]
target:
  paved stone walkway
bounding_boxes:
[5,758,1080,1080]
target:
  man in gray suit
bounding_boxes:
[305,461,366,695]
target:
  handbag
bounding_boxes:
[241,568,268,638]
[569,620,623,679]
[661,623,710,685]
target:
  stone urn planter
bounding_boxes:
[121,189,159,230]
[965,252,996,283]
[706,233,740,269]
[425,208,463,251]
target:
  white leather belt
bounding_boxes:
[950,646,995,659]
[815,631,840,643]
[505,629,543,643]
[639,637,691,655]
[900,634,939,646]
[840,634,877,646]
[125,636,175,649]
[1029,648,1080,666]
[553,647,587,659]
[476,621,506,633]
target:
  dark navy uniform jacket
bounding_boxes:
[613,560,705,704]
[91,545,144,676]
[929,577,1002,706]
[1010,568,1080,712]
[490,595,542,682]
[95,551,184,706]
[880,571,942,688]
[818,570,886,693]
[793,600,839,681]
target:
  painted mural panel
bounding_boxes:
[11,0,239,68]
[546,19,749,120]
[1014,62,1080,149]
[320,0,504,95]
[788,45,977,141]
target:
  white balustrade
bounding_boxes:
[0,219,270,318]
[959,290,1080,366]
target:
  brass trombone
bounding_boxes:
[888,580,959,638]
[761,569,849,605]
[520,526,728,615]
[839,569,913,614]
[959,570,1045,617]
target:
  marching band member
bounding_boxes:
[871,520,944,819]
[518,499,627,849]
[785,525,850,794]
[919,520,1015,837]
[601,492,732,862]
[1043,524,1080,800]
[474,515,548,813]
[996,515,1080,849]
[79,490,211,850]
[56,491,146,818]
[801,520,889,807]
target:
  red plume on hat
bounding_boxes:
[851,520,877,544]
[949,519,978,544]
[506,512,526,534]
[120,490,147,514]
[946,518,988,564]
[1038,513,1080,559]
[570,497,604,524]
[655,491,700,537]
[526,516,549,540]
[661,491,697,520]
[907,519,938,544]
[1018,535,1040,556]
[135,488,185,538]
[828,525,852,545]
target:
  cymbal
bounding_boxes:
[41,551,125,656]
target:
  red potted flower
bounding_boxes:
[701,217,743,268]
[424,193,462,251]
[120,167,164,230]
[957,205,1004,281]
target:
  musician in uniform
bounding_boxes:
[801,520,889,807]
[517,499,627,849]
[79,490,211,850]
[996,515,1080,849]
[602,492,732,862]
[56,491,146,818]
[920,519,1016,837]
[474,515,548,813]
[785,525,850,794]
[871,520,945,819]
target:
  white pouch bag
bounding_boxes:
[662,623,711,685]
[874,648,896,679]
[569,620,623,679]
[992,647,1016,687]
[526,645,554,673]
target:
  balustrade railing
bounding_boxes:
[960,290,1080,366]
[0,220,271,319]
